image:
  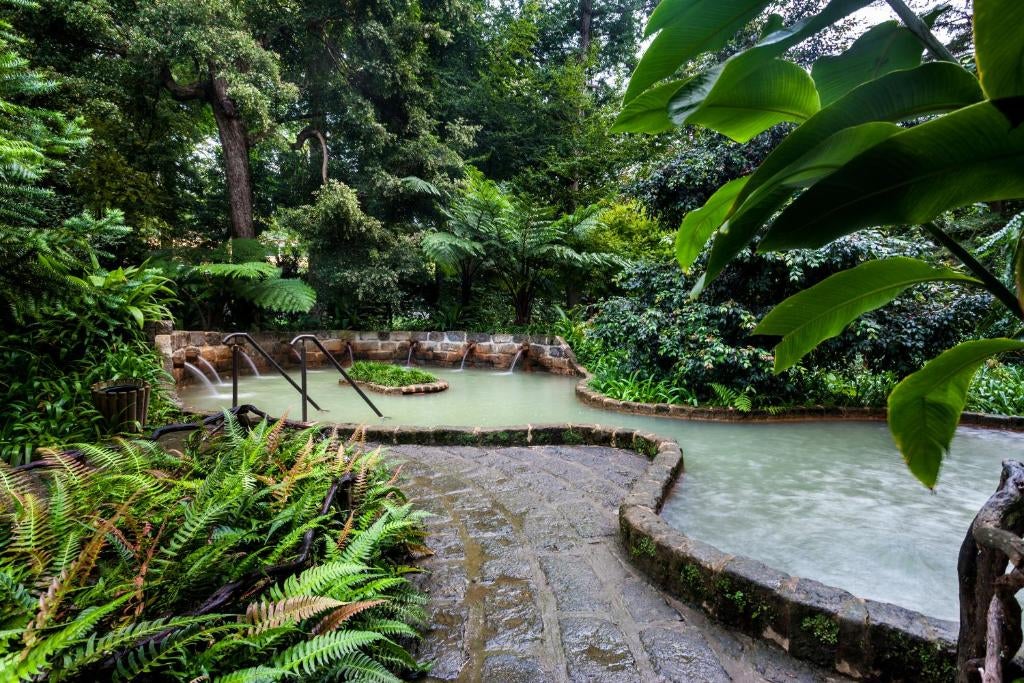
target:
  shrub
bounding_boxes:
[0,415,428,681]
[967,360,1024,416]
[347,361,438,387]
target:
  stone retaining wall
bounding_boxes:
[155,330,580,386]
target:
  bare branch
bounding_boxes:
[291,126,329,183]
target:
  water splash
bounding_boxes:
[238,348,261,377]
[501,349,524,375]
[183,362,218,395]
[194,356,224,385]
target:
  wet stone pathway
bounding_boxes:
[392,444,848,683]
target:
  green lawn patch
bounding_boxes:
[347,361,439,387]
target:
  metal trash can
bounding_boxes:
[91,379,151,433]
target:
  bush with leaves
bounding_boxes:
[0,414,429,682]
[571,234,985,407]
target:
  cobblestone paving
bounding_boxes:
[393,444,849,683]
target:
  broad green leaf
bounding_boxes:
[612,79,687,133]
[676,176,749,271]
[974,0,1024,102]
[686,122,900,293]
[755,258,979,372]
[626,0,870,106]
[626,0,773,102]
[670,58,819,142]
[888,338,1024,488]
[760,102,1024,251]
[811,21,923,107]
[697,63,981,285]
[126,305,144,328]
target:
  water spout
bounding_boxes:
[238,348,261,377]
[456,341,476,372]
[183,362,218,395]
[346,342,355,367]
[502,348,524,375]
[406,340,418,367]
[194,356,224,385]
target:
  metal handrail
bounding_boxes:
[290,334,383,420]
[223,333,323,414]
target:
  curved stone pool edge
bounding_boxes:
[172,407,959,681]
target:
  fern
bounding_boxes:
[0,415,426,681]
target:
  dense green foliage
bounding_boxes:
[0,415,428,682]
[347,362,438,388]
[619,0,1024,488]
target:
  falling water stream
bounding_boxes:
[194,356,224,385]
[501,349,524,375]
[238,348,261,377]
[455,345,472,372]
[182,362,218,395]
[406,345,414,367]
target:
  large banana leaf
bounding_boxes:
[676,176,748,271]
[811,21,923,107]
[888,338,1024,488]
[974,0,1024,104]
[622,0,870,118]
[613,79,688,134]
[754,258,979,372]
[669,58,819,142]
[680,122,900,274]
[760,102,1024,251]
[624,0,773,103]
[699,62,982,283]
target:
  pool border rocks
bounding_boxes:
[573,365,1024,431]
[343,378,449,395]
[370,422,960,681]
[177,410,959,681]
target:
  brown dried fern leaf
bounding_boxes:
[243,595,344,634]
[312,599,386,634]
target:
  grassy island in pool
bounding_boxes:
[346,361,439,387]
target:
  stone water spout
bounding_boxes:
[502,342,529,375]
[457,341,476,371]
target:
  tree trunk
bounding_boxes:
[459,268,474,308]
[958,459,1024,682]
[579,0,593,57]
[512,288,532,326]
[209,75,255,240]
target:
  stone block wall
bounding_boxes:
[155,329,580,386]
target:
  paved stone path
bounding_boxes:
[393,444,848,683]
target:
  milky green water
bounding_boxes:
[179,366,1024,622]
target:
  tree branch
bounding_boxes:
[922,221,1024,322]
[291,126,329,183]
[884,0,958,62]
[160,66,207,101]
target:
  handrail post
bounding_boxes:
[299,340,308,422]
[222,333,323,412]
[289,334,384,419]
[231,344,239,409]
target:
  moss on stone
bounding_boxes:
[562,428,585,445]
[801,615,839,647]
[630,536,656,558]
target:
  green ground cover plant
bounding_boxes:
[0,414,428,682]
[347,362,439,388]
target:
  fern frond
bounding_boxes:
[271,630,384,676]
[243,596,343,634]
